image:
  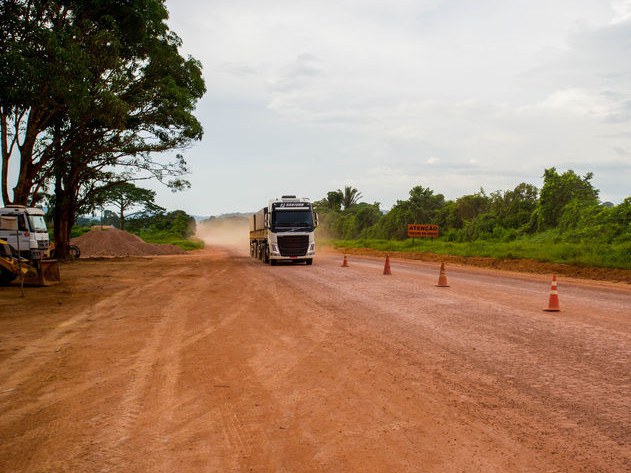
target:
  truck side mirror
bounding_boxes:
[314,212,319,227]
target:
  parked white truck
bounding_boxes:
[0,205,51,260]
[249,195,317,265]
[0,205,60,285]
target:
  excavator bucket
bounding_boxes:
[37,259,61,286]
[22,260,61,286]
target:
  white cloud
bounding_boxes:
[611,0,631,23]
[522,88,625,120]
[157,0,631,215]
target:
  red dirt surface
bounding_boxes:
[1,244,630,472]
[70,227,185,258]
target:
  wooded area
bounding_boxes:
[315,170,630,269]
[0,0,205,257]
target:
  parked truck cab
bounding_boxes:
[0,205,50,260]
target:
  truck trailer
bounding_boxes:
[249,195,317,265]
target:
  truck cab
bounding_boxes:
[0,206,51,260]
[249,195,318,265]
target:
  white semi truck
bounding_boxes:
[249,195,317,266]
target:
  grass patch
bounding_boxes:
[326,237,631,270]
[135,229,205,251]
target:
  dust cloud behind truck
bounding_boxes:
[249,195,318,265]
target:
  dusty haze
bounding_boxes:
[196,216,249,249]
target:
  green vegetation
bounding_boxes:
[135,229,204,251]
[315,168,631,270]
[328,237,630,270]
[124,209,204,250]
[91,184,165,231]
[75,209,204,251]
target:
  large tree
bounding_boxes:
[0,0,205,257]
[380,185,445,239]
[339,186,362,210]
[93,183,164,231]
[538,168,599,228]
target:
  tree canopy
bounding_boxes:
[93,183,164,231]
[538,168,599,228]
[0,0,205,256]
[314,169,629,245]
[339,186,362,210]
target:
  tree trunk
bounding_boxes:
[1,111,11,205]
[53,170,70,260]
[119,200,125,231]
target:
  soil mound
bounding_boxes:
[71,227,186,258]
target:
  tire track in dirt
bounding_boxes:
[88,251,283,472]
[2,246,630,472]
[260,252,631,472]
[0,265,194,429]
[155,260,267,473]
[83,257,234,472]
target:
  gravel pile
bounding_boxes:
[71,227,186,258]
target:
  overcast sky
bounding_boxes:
[155,0,631,216]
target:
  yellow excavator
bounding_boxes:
[0,239,60,286]
[0,207,61,286]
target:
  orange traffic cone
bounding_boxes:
[435,262,449,287]
[383,255,392,275]
[341,254,349,267]
[543,275,560,312]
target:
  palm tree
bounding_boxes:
[339,186,363,210]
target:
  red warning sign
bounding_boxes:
[407,224,439,238]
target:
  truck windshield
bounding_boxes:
[273,210,313,230]
[27,215,48,232]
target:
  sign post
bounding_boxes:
[407,224,439,241]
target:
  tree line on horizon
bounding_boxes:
[314,168,631,246]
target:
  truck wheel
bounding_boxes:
[69,245,80,259]
[270,259,277,266]
[263,246,270,264]
[305,259,313,265]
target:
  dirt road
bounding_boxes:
[1,245,630,472]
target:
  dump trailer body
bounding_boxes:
[249,195,317,265]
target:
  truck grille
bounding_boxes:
[278,235,309,256]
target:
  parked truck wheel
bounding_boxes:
[69,245,80,259]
